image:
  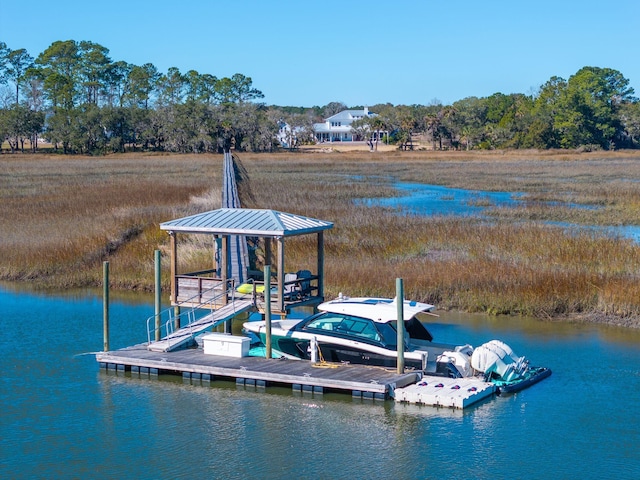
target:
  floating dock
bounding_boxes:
[96,342,496,408]
[96,343,421,400]
[394,377,496,409]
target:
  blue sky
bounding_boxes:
[2,0,639,107]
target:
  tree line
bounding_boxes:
[363,68,640,151]
[0,40,272,154]
[1,39,639,154]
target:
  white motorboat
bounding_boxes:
[243,295,551,392]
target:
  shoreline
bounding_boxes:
[3,279,639,329]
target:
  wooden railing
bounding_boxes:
[174,270,322,312]
[175,271,226,304]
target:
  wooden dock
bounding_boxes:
[96,344,421,400]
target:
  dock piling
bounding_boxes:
[396,278,404,374]
[103,261,110,352]
[154,250,161,341]
[265,265,272,359]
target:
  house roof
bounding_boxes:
[325,108,373,122]
[160,208,334,237]
[313,123,353,133]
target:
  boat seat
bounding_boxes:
[283,272,312,301]
[296,270,312,296]
[283,273,298,299]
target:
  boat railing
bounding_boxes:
[146,279,238,345]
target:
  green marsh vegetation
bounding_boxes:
[2,150,640,327]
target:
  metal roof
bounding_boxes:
[325,108,373,122]
[160,208,333,237]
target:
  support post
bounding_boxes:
[169,231,180,329]
[310,336,318,363]
[277,237,284,312]
[317,231,325,299]
[265,264,272,359]
[396,278,405,374]
[154,250,161,341]
[169,231,177,305]
[103,261,110,352]
[264,238,272,268]
[221,235,228,306]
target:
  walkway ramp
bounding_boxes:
[148,300,254,353]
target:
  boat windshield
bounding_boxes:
[375,321,398,347]
[385,320,411,349]
[303,313,388,345]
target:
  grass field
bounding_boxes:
[2,149,640,327]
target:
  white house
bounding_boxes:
[276,120,294,147]
[313,107,375,142]
[276,120,306,149]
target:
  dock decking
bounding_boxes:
[97,342,498,408]
[96,344,421,400]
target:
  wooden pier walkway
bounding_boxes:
[96,344,421,399]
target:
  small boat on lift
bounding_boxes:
[243,295,551,393]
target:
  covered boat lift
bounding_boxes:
[159,207,334,315]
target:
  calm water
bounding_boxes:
[362,182,524,216]
[363,182,640,242]
[1,284,639,479]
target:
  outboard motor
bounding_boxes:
[471,340,529,382]
[436,344,474,378]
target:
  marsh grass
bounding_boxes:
[0,154,219,288]
[3,150,640,325]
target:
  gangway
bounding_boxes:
[146,281,255,353]
[147,300,254,352]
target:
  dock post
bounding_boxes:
[154,250,161,341]
[265,264,272,359]
[103,261,110,352]
[169,231,180,330]
[396,278,404,374]
[310,336,318,363]
[317,231,325,299]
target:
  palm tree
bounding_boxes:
[371,116,385,151]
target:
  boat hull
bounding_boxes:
[244,322,428,370]
[262,333,428,370]
[494,367,552,394]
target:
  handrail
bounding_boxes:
[147,281,232,348]
[146,278,238,347]
[175,274,222,303]
[177,268,217,277]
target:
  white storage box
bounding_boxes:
[202,333,250,358]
